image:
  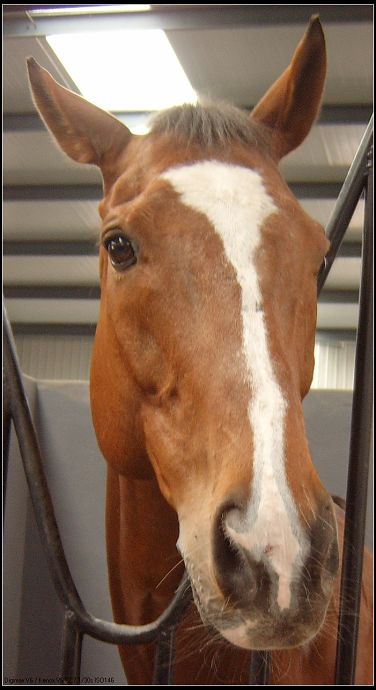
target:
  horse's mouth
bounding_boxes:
[218,615,325,651]
[188,570,328,652]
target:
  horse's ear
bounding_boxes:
[251,16,326,160]
[27,58,132,188]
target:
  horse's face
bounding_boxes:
[28,17,339,650]
[93,135,337,650]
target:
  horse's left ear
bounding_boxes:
[27,58,132,190]
[251,16,326,160]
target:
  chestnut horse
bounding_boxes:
[28,17,372,685]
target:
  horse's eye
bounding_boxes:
[104,234,137,271]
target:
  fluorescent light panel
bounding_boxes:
[31,6,151,15]
[46,29,197,123]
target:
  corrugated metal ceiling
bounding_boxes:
[3,5,373,335]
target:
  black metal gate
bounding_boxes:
[3,116,373,686]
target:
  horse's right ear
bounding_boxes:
[27,58,132,189]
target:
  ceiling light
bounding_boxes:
[31,6,151,15]
[46,29,197,119]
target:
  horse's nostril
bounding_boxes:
[213,502,257,606]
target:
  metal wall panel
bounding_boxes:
[14,334,94,381]
[313,339,356,389]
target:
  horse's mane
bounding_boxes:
[149,99,270,150]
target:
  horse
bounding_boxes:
[27,16,372,685]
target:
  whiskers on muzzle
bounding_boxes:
[183,496,339,651]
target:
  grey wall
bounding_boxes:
[4,379,373,684]
[303,390,373,544]
[4,378,124,685]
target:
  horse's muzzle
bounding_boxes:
[208,496,339,649]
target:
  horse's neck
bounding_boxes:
[109,468,183,620]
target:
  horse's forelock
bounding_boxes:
[149,100,270,150]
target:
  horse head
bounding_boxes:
[28,16,339,651]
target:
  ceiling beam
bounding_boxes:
[289,183,343,199]
[4,240,361,258]
[316,329,356,341]
[4,182,343,202]
[3,185,102,201]
[3,6,373,38]
[12,323,357,338]
[318,290,359,304]
[12,322,97,336]
[4,286,101,299]
[316,106,373,125]
[4,240,99,256]
[4,106,373,134]
[4,286,359,303]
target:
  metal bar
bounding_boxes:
[61,611,83,685]
[72,574,192,646]
[3,389,12,515]
[152,626,176,685]
[318,116,373,294]
[249,651,270,685]
[335,145,373,684]
[3,6,373,38]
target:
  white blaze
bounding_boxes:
[161,160,306,610]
